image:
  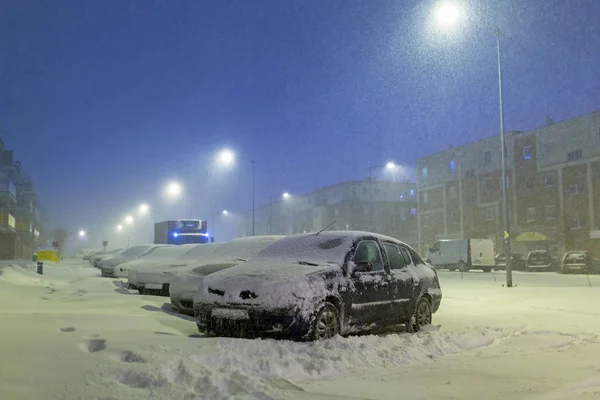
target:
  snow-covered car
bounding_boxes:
[126,243,219,292]
[560,251,597,274]
[77,248,102,261]
[103,244,194,279]
[99,245,168,277]
[525,250,557,272]
[168,236,283,312]
[494,252,526,271]
[193,231,442,341]
[89,248,124,266]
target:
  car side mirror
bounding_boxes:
[351,261,373,275]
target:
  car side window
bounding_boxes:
[399,247,414,266]
[383,243,407,270]
[354,240,384,272]
[429,241,441,252]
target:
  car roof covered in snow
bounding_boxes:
[178,242,223,260]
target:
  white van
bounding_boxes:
[425,239,496,272]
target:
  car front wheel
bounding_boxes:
[406,296,432,333]
[310,302,340,341]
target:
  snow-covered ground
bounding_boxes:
[1,261,600,400]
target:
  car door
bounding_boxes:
[383,242,415,321]
[348,239,393,326]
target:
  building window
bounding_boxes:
[422,167,428,177]
[450,210,458,222]
[571,216,588,230]
[566,149,583,162]
[527,207,536,222]
[523,146,533,160]
[422,192,429,204]
[546,205,556,220]
[448,186,457,199]
[484,178,493,191]
[448,160,456,173]
[485,207,495,221]
[544,172,556,186]
[410,208,417,215]
[526,177,535,190]
[568,183,585,195]
[410,189,415,197]
[484,151,491,164]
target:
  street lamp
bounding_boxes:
[116,225,123,231]
[139,203,150,215]
[433,2,512,287]
[165,181,183,200]
[125,215,134,225]
[367,162,397,231]
[217,148,257,236]
[269,192,292,235]
[78,230,86,238]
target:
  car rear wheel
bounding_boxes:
[310,302,340,341]
[458,260,467,272]
[406,297,432,333]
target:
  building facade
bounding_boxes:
[237,179,418,248]
[0,140,44,259]
[417,110,600,256]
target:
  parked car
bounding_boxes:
[89,248,124,266]
[426,238,495,272]
[77,248,102,261]
[193,231,442,341]
[525,250,556,272]
[494,252,526,271]
[111,244,198,281]
[168,236,283,312]
[561,251,597,274]
[98,245,167,277]
[128,242,222,294]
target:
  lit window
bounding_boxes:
[523,146,533,160]
[400,193,404,200]
[410,189,415,197]
[422,167,428,177]
[410,208,417,215]
[448,160,456,173]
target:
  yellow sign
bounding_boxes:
[504,231,510,239]
[37,250,58,263]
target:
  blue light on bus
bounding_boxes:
[173,232,179,238]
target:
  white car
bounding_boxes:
[99,245,167,277]
[168,236,283,313]
[90,248,124,266]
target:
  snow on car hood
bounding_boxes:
[197,258,340,310]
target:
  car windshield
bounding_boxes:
[5,1,600,399]
[256,234,354,265]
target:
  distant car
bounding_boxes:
[99,245,168,277]
[425,239,495,272]
[525,250,555,272]
[193,231,442,341]
[89,248,124,266]
[112,244,199,281]
[494,252,526,271]
[561,251,596,274]
[168,236,283,312]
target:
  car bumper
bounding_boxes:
[194,304,309,338]
[101,267,116,277]
[562,264,588,273]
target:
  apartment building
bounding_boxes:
[417,110,600,256]
[237,179,418,248]
[0,140,44,259]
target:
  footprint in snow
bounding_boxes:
[60,327,76,332]
[81,338,106,353]
[119,351,145,363]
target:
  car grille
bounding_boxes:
[196,310,294,337]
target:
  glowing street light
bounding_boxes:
[165,181,183,199]
[282,192,290,199]
[385,161,397,170]
[434,2,460,27]
[125,215,134,225]
[432,2,513,288]
[222,210,229,215]
[139,203,150,215]
[78,230,86,237]
[116,225,123,231]
[216,148,257,236]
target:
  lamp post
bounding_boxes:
[433,2,512,287]
[217,149,257,236]
[367,162,396,231]
[269,192,291,235]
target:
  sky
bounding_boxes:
[0,0,599,243]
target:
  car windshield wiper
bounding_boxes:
[235,258,247,262]
[297,260,319,266]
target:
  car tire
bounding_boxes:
[309,302,341,341]
[483,268,491,273]
[458,260,467,272]
[449,268,456,272]
[406,296,432,333]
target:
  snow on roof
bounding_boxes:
[178,242,222,260]
[138,244,197,259]
[202,236,283,261]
